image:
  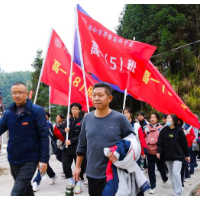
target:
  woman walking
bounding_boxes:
[157,114,189,196]
[145,113,168,194]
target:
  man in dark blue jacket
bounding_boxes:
[0,82,49,196]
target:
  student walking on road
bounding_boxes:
[145,113,168,194]
[63,103,86,194]
[157,114,189,196]
[0,82,49,196]
[73,83,136,196]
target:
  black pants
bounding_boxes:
[190,151,199,174]
[87,176,107,196]
[148,160,168,189]
[62,153,85,180]
[181,162,190,187]
[10,162,38,196]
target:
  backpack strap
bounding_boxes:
[156,125,163,130]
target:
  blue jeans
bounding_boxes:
[10,162,38,196]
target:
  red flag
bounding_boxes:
[41,29,97,105]
[50,87,91,112]
[76,7,157,90]
[127,61,200,128]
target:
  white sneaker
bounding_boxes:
[149,188,156,194]
[50,174,57,185]
[182,187,184,190]
[184,178,190,182]
[74,183,82,194]
[83,180,88,186]
[32,182,39,192]
[162,181,167,187]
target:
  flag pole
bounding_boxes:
[34,27,53,104]
[122,89,127,111]
[65,6,78,148]
[122,37,135,112]
[49,86,51,122]
[75,5,90,113]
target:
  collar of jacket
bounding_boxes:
[69,115,83,123]
[8,99,32,114]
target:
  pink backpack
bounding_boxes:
[145,124,163,155]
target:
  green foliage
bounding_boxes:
[116,4,200,115]
[0,71,31,109]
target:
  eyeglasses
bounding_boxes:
[11,92,26,96]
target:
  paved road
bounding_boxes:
[0,155,200,196]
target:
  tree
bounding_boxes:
[116,4,200,115]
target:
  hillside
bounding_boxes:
[0,71,31,109]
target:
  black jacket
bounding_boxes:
[63,116,83,155]
[157,126,189,161]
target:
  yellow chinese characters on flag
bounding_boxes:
[127,61,199,128]
[41,29,98,106]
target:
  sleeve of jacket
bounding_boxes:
[36,108,49,163]
[138,126,147,155]
[59,123,67,138]
[186,127,196,147]
[76,119,87,156]
[0,112,8,135]
[157,129,163,154]
[180,129,189,157]
[53,126,65,142]
[70,135,79,145]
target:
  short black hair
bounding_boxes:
[89,107,96,112]
[149,112,160,121]
[162,114,168,119]
[57,113,64,120]
[70,103,82,110]
[12,82,26,88]
[137,111,144,116]
[46,112,51,118]
[123,107,132,115]
[93,82,113,96]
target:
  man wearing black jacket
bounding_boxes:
[62,103,85,194]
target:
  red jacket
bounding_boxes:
[131,121,147,155]
[53,126,65,142]
[183,124,196,147]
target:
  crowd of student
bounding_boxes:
[0,82,200,196]
[32,104,200,196]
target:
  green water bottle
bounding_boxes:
[65,185,74,196]
[140,158,144,170]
